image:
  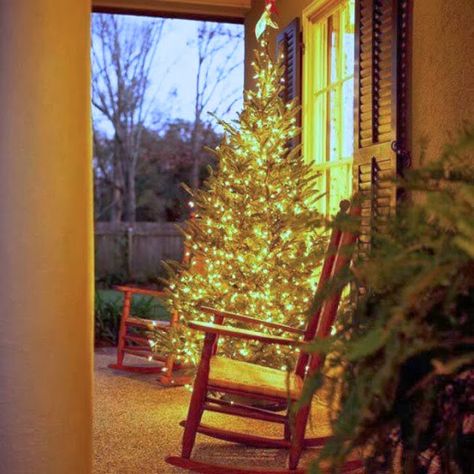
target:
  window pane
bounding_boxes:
[304,0,355,216]
[329,16,339,83]
[328,163,352,214]
[329,88,339,162]
[315,171,328,216]
[342,1,355,78]
[313,93,327,164]
[342,78,354,158]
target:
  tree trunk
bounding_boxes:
[124,164,136,223]
[110,187,123,223]
[191,156,200,190]
[190,121,201,189]
[110,153,124,223]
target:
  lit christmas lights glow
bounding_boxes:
[157,31,327,369]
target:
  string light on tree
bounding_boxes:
[157,4,326,368]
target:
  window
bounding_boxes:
[303,0,355,216]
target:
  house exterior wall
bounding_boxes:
[245,0,474,167]
[411,0,474,166]
[0,1,93,472]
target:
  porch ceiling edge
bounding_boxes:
[92,0,251,22]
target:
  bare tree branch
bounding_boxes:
[189,22,243,189]
[91,14,167,222]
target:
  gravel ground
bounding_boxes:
[94,347,336,474]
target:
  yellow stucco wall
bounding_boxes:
[411,0,474,165]
[0,1,93,472]
[245,0,474,166]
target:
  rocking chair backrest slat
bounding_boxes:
[306,218,359,376]
[294,203,345,378]
[294,201,359,379]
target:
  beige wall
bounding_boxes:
[245,0,474,166]
[0,0,93,472]
[411,0,474,165]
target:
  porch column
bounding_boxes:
[0,1,93,473]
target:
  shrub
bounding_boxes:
[94,290,170,345]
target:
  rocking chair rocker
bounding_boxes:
[108,285,188,385]
[108,217,201,386]
[166,201,362,473]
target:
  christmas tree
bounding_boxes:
[160,30,327,369]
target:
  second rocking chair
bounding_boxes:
[166,201,361,473]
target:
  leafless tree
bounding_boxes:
[92,14,166,222]
[189,22,243,189]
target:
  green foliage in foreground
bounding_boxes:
[94,290,170,345]
[301,128,474,473]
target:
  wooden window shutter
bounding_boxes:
[277,18,302,106]
[354,0,410,256]
[277,18,302,149]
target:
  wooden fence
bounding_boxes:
[95,222,185,282]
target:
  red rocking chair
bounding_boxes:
[109,214,205,385]
[108,285,188,385]
[165,201,361,473]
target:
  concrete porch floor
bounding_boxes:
[94,347,336,474]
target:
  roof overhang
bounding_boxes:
[92,0,252,23]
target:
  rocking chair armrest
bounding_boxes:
[200,306,305,336]
[188,321,300,346]
[114,285,167,299]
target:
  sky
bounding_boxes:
[91,13,245,136]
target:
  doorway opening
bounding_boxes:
[91,12,244,472]
[91,11,244,317]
